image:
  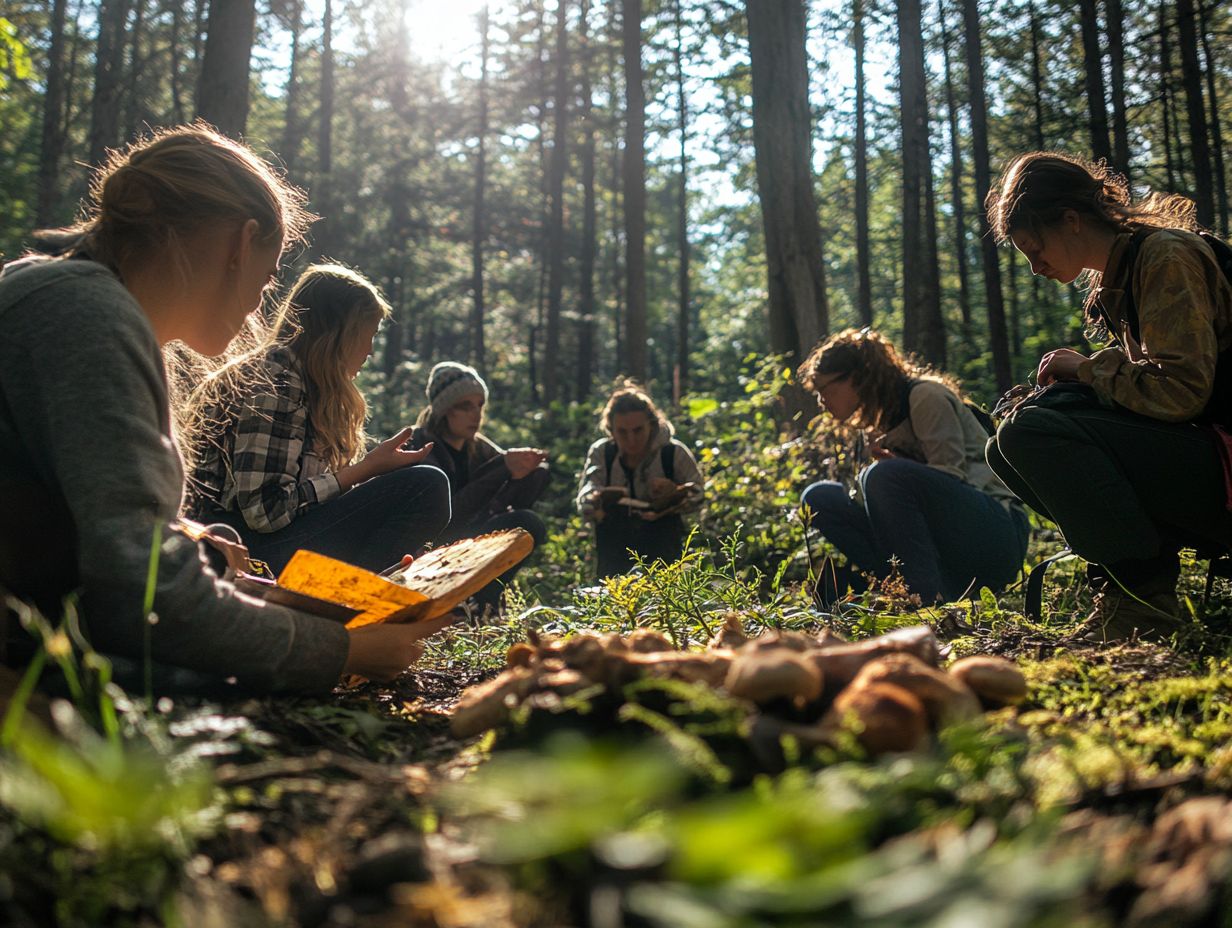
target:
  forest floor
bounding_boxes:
[5,541,1232,928]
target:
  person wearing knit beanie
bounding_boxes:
[426,362,489,422]
[411,361,549,613]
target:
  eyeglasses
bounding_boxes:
[813,373,849,395]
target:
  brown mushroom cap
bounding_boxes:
[450,666,538,738]
[850,654,981,728]
[822,681,929,756]
[725,649,824,706]
[626,628,675,653]
[949,656,1028,707]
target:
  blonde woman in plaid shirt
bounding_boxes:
[186,264,451,575]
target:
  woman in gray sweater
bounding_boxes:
[800,328,1028,605]
[0,126,447,693]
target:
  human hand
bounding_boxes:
[505,448,547,480]
[648,477,676,499]
[342,612,460,682]
[201,529,251,576]
[868,437,895,460]
[359,428,434,479]
[1036,348,1086,385]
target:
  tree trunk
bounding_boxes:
[853,0,873,327]
[938,0,971,340]
[897,0,944,365]
[1176,0,1214,228]
[673,0,690,399]
[608,21,624,377]
[746,0,829,366]
[381,0,412,378]
[576,0,596,398]
[1076,0,1110,163]
[196,0,257,137]
[471,4,490,373]
[37,0,69,226]
[1198,0,1228,233]
[121,0,147,136]
[281,0,304,174]
[622,0,648,380]
[962,0,1012,394]
[530,4,549,401]
[1006,244,1021,364]
[168,0,186,122]
[313,0,334,254]
[1160,2,1177,190]
[1105,0,1130,178]
[1028,2,1046,150]
[88,0,130,165]
[544,0,570,402]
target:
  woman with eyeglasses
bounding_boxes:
[799,328,1028,605]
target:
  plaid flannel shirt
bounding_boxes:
[187,348,342,532]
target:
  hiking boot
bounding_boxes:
[1079,583,1184,643]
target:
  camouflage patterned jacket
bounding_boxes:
[1076,229,1232,422]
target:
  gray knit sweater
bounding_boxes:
[0,257,349,692]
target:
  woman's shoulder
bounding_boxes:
[1137,228,1217,269]
[907,378,959,406]
[586,436,614,455]
[0,257,142,332]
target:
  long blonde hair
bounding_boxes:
[278,264,390,468]
[798,328,960,433]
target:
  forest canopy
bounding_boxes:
[1,0,1229,409]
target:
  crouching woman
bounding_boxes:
[984,152,1232,640]
[800,329,1029,605]
[577,382,704,578]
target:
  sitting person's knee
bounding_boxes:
[858,456,917,495]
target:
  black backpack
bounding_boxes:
[1106,227,1232,427]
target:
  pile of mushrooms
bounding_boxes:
[450,615,1026,757]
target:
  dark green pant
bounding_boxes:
[986,405,1231,581]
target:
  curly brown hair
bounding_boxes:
[599,379,674,439]
[798,328,960,433]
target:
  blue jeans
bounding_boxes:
[216,465,452,574]
[802,458,1029,603]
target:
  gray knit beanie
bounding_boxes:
[426,361,488,419]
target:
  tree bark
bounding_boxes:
[471,4,490,373]
[1076,0,1110,163]
[622,0,648,380]
[168,0,187,122]
[1160,2,1177,190]
[1028,2,1046,150]
[1176,0,1214,228]
[962,0,1012,394]
[607,18,624,376]
[1105,0,1130,178]
[281,0,305,174]
[37,0,69,225]
[897,0,944,365]
[88,0,130,165]
[853,0,873,327]
[1198,0,1228,233]
[544,0,570,402]
[938,0,971,340]
[312,0,334,256]
[746,0,829,366]
[381,0,413,378]
[196,0,256,137]
[673,0,690,399]
[576,0,597,398]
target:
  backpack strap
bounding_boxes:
[660,442,676,483]
[604,440,618,484]
[1113,227,1156,345]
